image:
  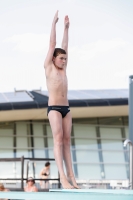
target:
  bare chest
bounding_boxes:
[48,70,68,86]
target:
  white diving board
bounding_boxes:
[0,190,133,200]
[50,188,133,194]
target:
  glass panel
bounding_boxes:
[48,149,54,159]
[74,125,98,149]
[16,149,32,158]
[46,126,52,137]
[34,136,45,158]
[101,140,123,150]
[74,139,98,149]
[33,123,44,137]
[0,137,13,148]
[104,164,127,179]
[125,127,129,139]
[34,148,45,158]
[49,162,58,178]
[75,150,99,163]
[16,122,29,157]
[77,164,101,179]
[102,152,125,163]
[16,122,28,136]
[15,162,22,178]
[0,129,13,157]
[47,126,53,148]
[0,128,13,136]
[0,149,13,158]
[0,162,19,178]
[74,125,97,138]
[100,127,123,150]
[100,128,122,139]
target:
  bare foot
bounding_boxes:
[60,176,74,189]
[68,176,80,189]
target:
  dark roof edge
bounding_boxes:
[0,98,128,111]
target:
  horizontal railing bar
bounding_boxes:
[24,158,55,161]
[0,178,59,181]
[0,158,55,161]
[73,162,129,165]
[0,147,129,152]
[0,158,21,162]
[0,134,129,140]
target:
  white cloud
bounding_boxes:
[4,33,49,53]
[69,38,127,62]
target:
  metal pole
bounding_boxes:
[130,145,133,189]
[32,162,35,179]
[124,139,133,190]
[129,75,133,143]
[21,156,24,190]
[26,161,29,179]
[58,171,61,188]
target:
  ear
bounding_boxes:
[52,56,55,62]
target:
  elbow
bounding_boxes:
[62,44,67,51]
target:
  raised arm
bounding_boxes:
[61,15,69,53]
[44,11,59,68]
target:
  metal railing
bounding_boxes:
[124,139,133,189]
[0,156,60,190]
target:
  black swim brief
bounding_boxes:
[47,106,70,118]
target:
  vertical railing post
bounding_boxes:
[128,75,133,189]
[130,145,133,189]
[26,161,29,180]
[21,156,24,190]
[124,139,133,189]
[58,171,61,188]
[32,162,35,178]
[129,75,133,143]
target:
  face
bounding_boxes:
[27,180,34,186]
[47,165,50,169]
[53,54,67,69]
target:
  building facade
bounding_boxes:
[0,89,129,187]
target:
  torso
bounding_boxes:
[41,167,50,179]
[45,64,68,106]
[24,186,36,192]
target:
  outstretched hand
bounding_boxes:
[53,11,59,24]
[64,15,70,28]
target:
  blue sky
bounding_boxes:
[0,0,133,92]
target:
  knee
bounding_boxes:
[63,136,71,145]
[53,132,63,145]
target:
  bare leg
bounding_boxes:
[48,111,73,189]
[62,112,80,189]
[45,181,49,189]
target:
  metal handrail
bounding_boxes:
[0,156,60,190]
[124,139,133,189]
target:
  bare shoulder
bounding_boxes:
[44,61,52,70]
[34,186,38,192]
